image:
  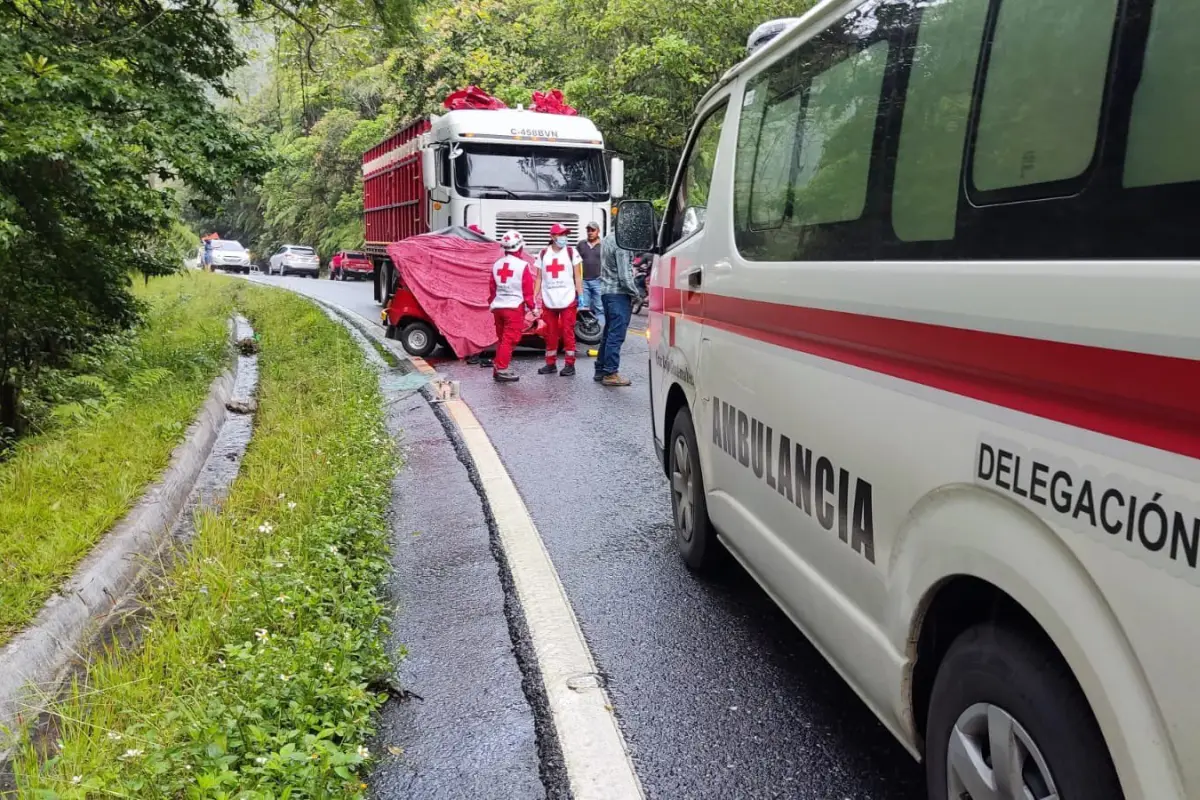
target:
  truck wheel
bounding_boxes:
[400,322,437,358]
[926,624,1123,800]
[669,407,723,574]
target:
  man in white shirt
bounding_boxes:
[534,223,583,377]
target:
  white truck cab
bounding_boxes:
[620,1,1200,798]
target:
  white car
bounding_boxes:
[268,245,320,277]
[207,240,251,273]
[622,2,1200,799]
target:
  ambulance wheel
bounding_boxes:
[669,407,723,574]
[926,624,1122,800]
[400,322,437,358]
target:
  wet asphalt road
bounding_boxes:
[248,273,924,800]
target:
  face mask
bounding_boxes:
[554,236,567,248]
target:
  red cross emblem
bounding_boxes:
[497,262,514,283]
[545,259,566,279]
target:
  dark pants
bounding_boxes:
[596,293,632,377]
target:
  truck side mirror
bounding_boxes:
[610,157,625,200]
[615,200,656,253]
[421,147,437,192]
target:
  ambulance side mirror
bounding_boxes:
[615,200,656,253]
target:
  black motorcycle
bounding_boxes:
[575,307,603,346]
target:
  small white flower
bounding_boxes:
[198,585,208,595]
[120,748,144,760]
[273,562,284,569]
[258,522,274,535]
[328,545,339,555]
[254,628,269,641]
[255,756,268,766]
[277,493,286,500]
[323,662,334,674]
[71,776,82,785]
[106,731,123,741]
[357,745,370,760]
[287,502,297,511]
[284,610,295,619]
[279,673,292,682]
[275,594,288,603]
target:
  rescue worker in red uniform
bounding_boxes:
[534,223,584,377]
[488,230,536,383]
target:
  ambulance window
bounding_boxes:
[972,0,1119,193]
[665,102,727,248]
[1123,0,1200,188]
[748,87,803,230]
[892,0,989,242]
[791,41,887,226]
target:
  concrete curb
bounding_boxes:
[0,317,251,750]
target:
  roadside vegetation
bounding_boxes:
[13,277,396,798]
[0,274,237,644]
[190,0,818,254]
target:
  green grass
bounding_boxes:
[0,273,238,644]
[13,277,396,799]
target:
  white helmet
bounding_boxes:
[500,230,524,252]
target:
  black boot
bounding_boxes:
[537,363,558,375]
[560,364,576,377]
[479,357,494,368]
[493,369,519,383]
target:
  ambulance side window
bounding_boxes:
[664,102,728,249]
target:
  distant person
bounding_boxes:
[488,230,535,383]
[202,238,213,271]
[577,221,604,331]
[596,231,638,386]
[535,223,583,377]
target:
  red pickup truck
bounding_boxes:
[329,250,373,281]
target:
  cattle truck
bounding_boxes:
[362,108,624,304]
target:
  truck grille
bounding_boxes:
[494,213,580,251]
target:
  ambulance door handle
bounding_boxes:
[683,265,703,289]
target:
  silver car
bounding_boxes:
[208,240,251,273]
[268,245,320,277]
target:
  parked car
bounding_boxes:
[208,240,251,273]
[329,250,373,281]
[268,245,320,277]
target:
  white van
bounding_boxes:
[617,1,1200,798]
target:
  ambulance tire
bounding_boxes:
[926,623,1123,800]
[669,407,723,574]
[400,322,437,358]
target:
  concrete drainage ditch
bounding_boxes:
[0,316,260,760]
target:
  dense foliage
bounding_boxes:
[193,0,818,258]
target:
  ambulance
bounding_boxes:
[618,1,1200,798]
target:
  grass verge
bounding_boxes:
[13,277,396,798]
[0,274,237,644]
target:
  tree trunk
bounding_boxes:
[0,380,21,439]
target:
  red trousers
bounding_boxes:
[542,305,577,365]
[492,307,524,371]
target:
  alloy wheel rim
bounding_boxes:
[671,436,694,543]
[947,703,1058,800]
[408,330,429,350]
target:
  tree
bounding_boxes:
[0,0,275,440]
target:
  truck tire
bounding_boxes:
[400,321,437,358]
[669,407,724,574]
[926,623,1123,800]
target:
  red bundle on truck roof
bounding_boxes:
[530,88,578,116]
[442,85,508,111]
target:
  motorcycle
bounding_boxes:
[630,253,652,316]
[575,306,603,346]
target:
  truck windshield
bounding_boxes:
[454,144,608,199]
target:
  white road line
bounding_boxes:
[445,399,645,800]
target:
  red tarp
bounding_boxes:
[530,89,578,116]
[386,233,542,358]
[443,86,508,111]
